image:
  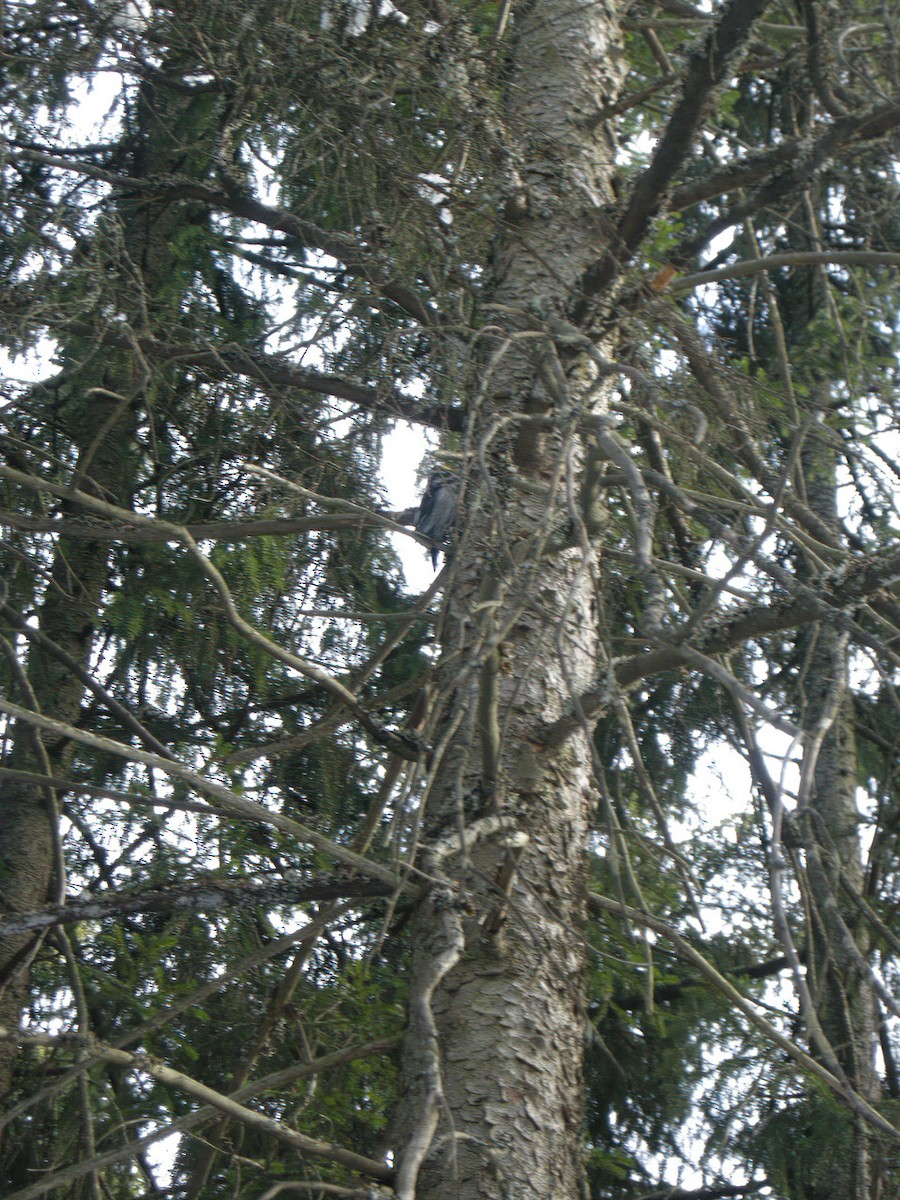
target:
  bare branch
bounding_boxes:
[0,1028,395,1191]
[1,143,441,328]
[579,0,774,302]
[0,698,415,894]
[0,871,392,939]
[540,542,900,748]
[588,894,900,1143]
[0,298,461,431]
[669,250,900,293]
[668,99,900,215]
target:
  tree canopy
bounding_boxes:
[1,2,899,1198]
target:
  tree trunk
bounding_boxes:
[0,378,139,1093]
[395,3,623,1198]
[799,432,881,1200]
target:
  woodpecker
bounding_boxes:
[414,468,459,568]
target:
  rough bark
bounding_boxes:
[395,3,623,1198]
[799,433,881,1200]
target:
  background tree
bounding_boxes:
[0,2,898,1199]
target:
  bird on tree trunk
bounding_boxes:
[414,467,459,568]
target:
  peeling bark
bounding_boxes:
[395,3,624,1197]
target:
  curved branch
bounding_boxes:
[669,250,900,293]
[541,542,900,748]
[588,893,900,1143]
[0,463,423,759]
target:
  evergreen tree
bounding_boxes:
[0,2,898,1198]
